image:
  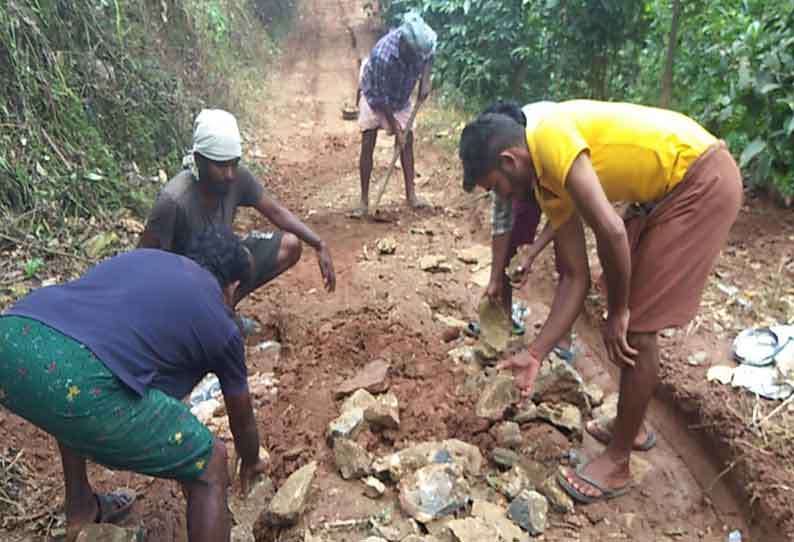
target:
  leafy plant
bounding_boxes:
[23,258,44,279]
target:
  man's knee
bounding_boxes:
[200,438,229,487]
[628,331,657,352]
[281,233,302,266]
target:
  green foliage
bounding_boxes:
[23,257,44,279]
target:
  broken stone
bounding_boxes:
[334,439,372,480]
[263,461,317,527]
[707,365,735,385]
[371,514,419,542]
[630,454,654,483]
[539,475,574,514]
[373,439,483,482]
[583,382,605,407]
[471,500,529,542]
[476,375,519,420]
[507,490,548,535]
[335,360,391,398]
[424,519,455,542]
[341,388,378,413]
[512,403,538,424]
[376,237,397,255]
[420,255,452,272]
[364,391,400,430]
[85,231,119,259]
[487,465,532,500]
[470,267,491,289]
[230,475,275,542]
[472,341,498,364]
[592,392,619,420]
[491,447,520,469]
[532,359,589,410]
[442,327,461,343]
[435,314,468,329]
[537,402,582,439]
[190,398,221,424]
[490,421,523,449]
[403,536,441,542]
[363,476,386,498]
[447,517,498,542]
[448,345,477,365]
[399,464,470,523]
[327,408,366,445]
[455,245,490,265]
[478,297,510,352]
[75,524,139,542]
[687,351,708,366]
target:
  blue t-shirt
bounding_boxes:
[5,249,247,399]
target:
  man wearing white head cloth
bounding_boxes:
[354,11,437,216]
[141,109,336,331]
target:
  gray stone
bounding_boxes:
[334,439,372,480]
[265,461,317,527]
[478,297,511,353]
[424,519,455,542]
[363,476,386,498]
[583,382,605,407]
[371,515,419,542]
[364,391,400,429]
[455,245,490,265]
[373,439,483,482]
[75,525,139,542]
[486,465,532,500]
[327,408,366,445]
[512,403,538,424]
[491,447,520,469]
[592,392,619,420]
[476,375,519,420]
[420,255,451,272]
[539,475,574,514]
[471,500,529,542]
[376,237,397,255]
[507,490,548,535]
[341,389,378,413]
[399,464,470,523]
[447,517,499,542]
[490,421,523,449]
[536,402,583,439]
[335,360,391,398]
[532,359,589,410]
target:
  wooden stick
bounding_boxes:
[372,98,424,214]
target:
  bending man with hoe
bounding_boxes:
[354,12,436,216]
[0,225,267,541]
[459,100,742,504]
[140,109,336,333]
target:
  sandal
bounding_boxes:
[95,488,136,524]
[557,466,633,505]
[586,418,657,451]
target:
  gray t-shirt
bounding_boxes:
[145,166,264,254]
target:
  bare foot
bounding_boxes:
[407,196,431,209]
[586,417,655,450]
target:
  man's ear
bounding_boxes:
[498,149,520,177]
[224,280,241,306]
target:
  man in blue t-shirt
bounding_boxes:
[0,225,263,542]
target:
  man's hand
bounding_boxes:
[497,350,542,397]
[317,243,336,292]
[484,276,503,305]
[238,458,269,497]
[510,251,539,289]
[602,308,638,368]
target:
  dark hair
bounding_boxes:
[459,113,526,193]
[184,224,251,287]
[483,100,527,127]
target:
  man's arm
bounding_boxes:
[418,58,433,102]
[527,216,590,359]
[565,153,637,366]
[225,390,266,494]
[138,196,177,250]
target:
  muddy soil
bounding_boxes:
[1,0,792,541]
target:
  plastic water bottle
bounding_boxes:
[728,530,742,542]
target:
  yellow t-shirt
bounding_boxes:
[528,100,717,228]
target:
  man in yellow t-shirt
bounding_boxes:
[458,100,742,504]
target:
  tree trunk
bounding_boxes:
[660,0,681,108]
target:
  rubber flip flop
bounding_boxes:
[585,418,657,451]
[553,344,578,365]
[95,488,136,524]
[557,466,633,505]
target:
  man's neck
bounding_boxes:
[196,182,221,210]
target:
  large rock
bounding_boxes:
[372,439,483,482]
[341,389,379,413]
[335,360,391,398]
[491,447,520,469]
[490,421,523,449]
[364,391,400,430]
[532,359,589,410]
[478,297,510,352]
[486,465,532,500]
[536,402,583,439]
[327,408,366,445]
[447,517,498,542]
[512,403,538,424]
[592,392,619,420]
[76,525,139,542]
[363,476,386,498]
[507,490,548,536]
[334,439,372,480]
[475,375,519,420]
[399,464,470,523]
[583,382,605,407]
[264,461,317,527]
[472,500,529,542]
[539,475,574,514]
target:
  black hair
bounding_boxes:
[459,113,526,193]
[184,224,251,287]
[483,100,527,127]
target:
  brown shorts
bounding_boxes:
[627,142,743,333]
